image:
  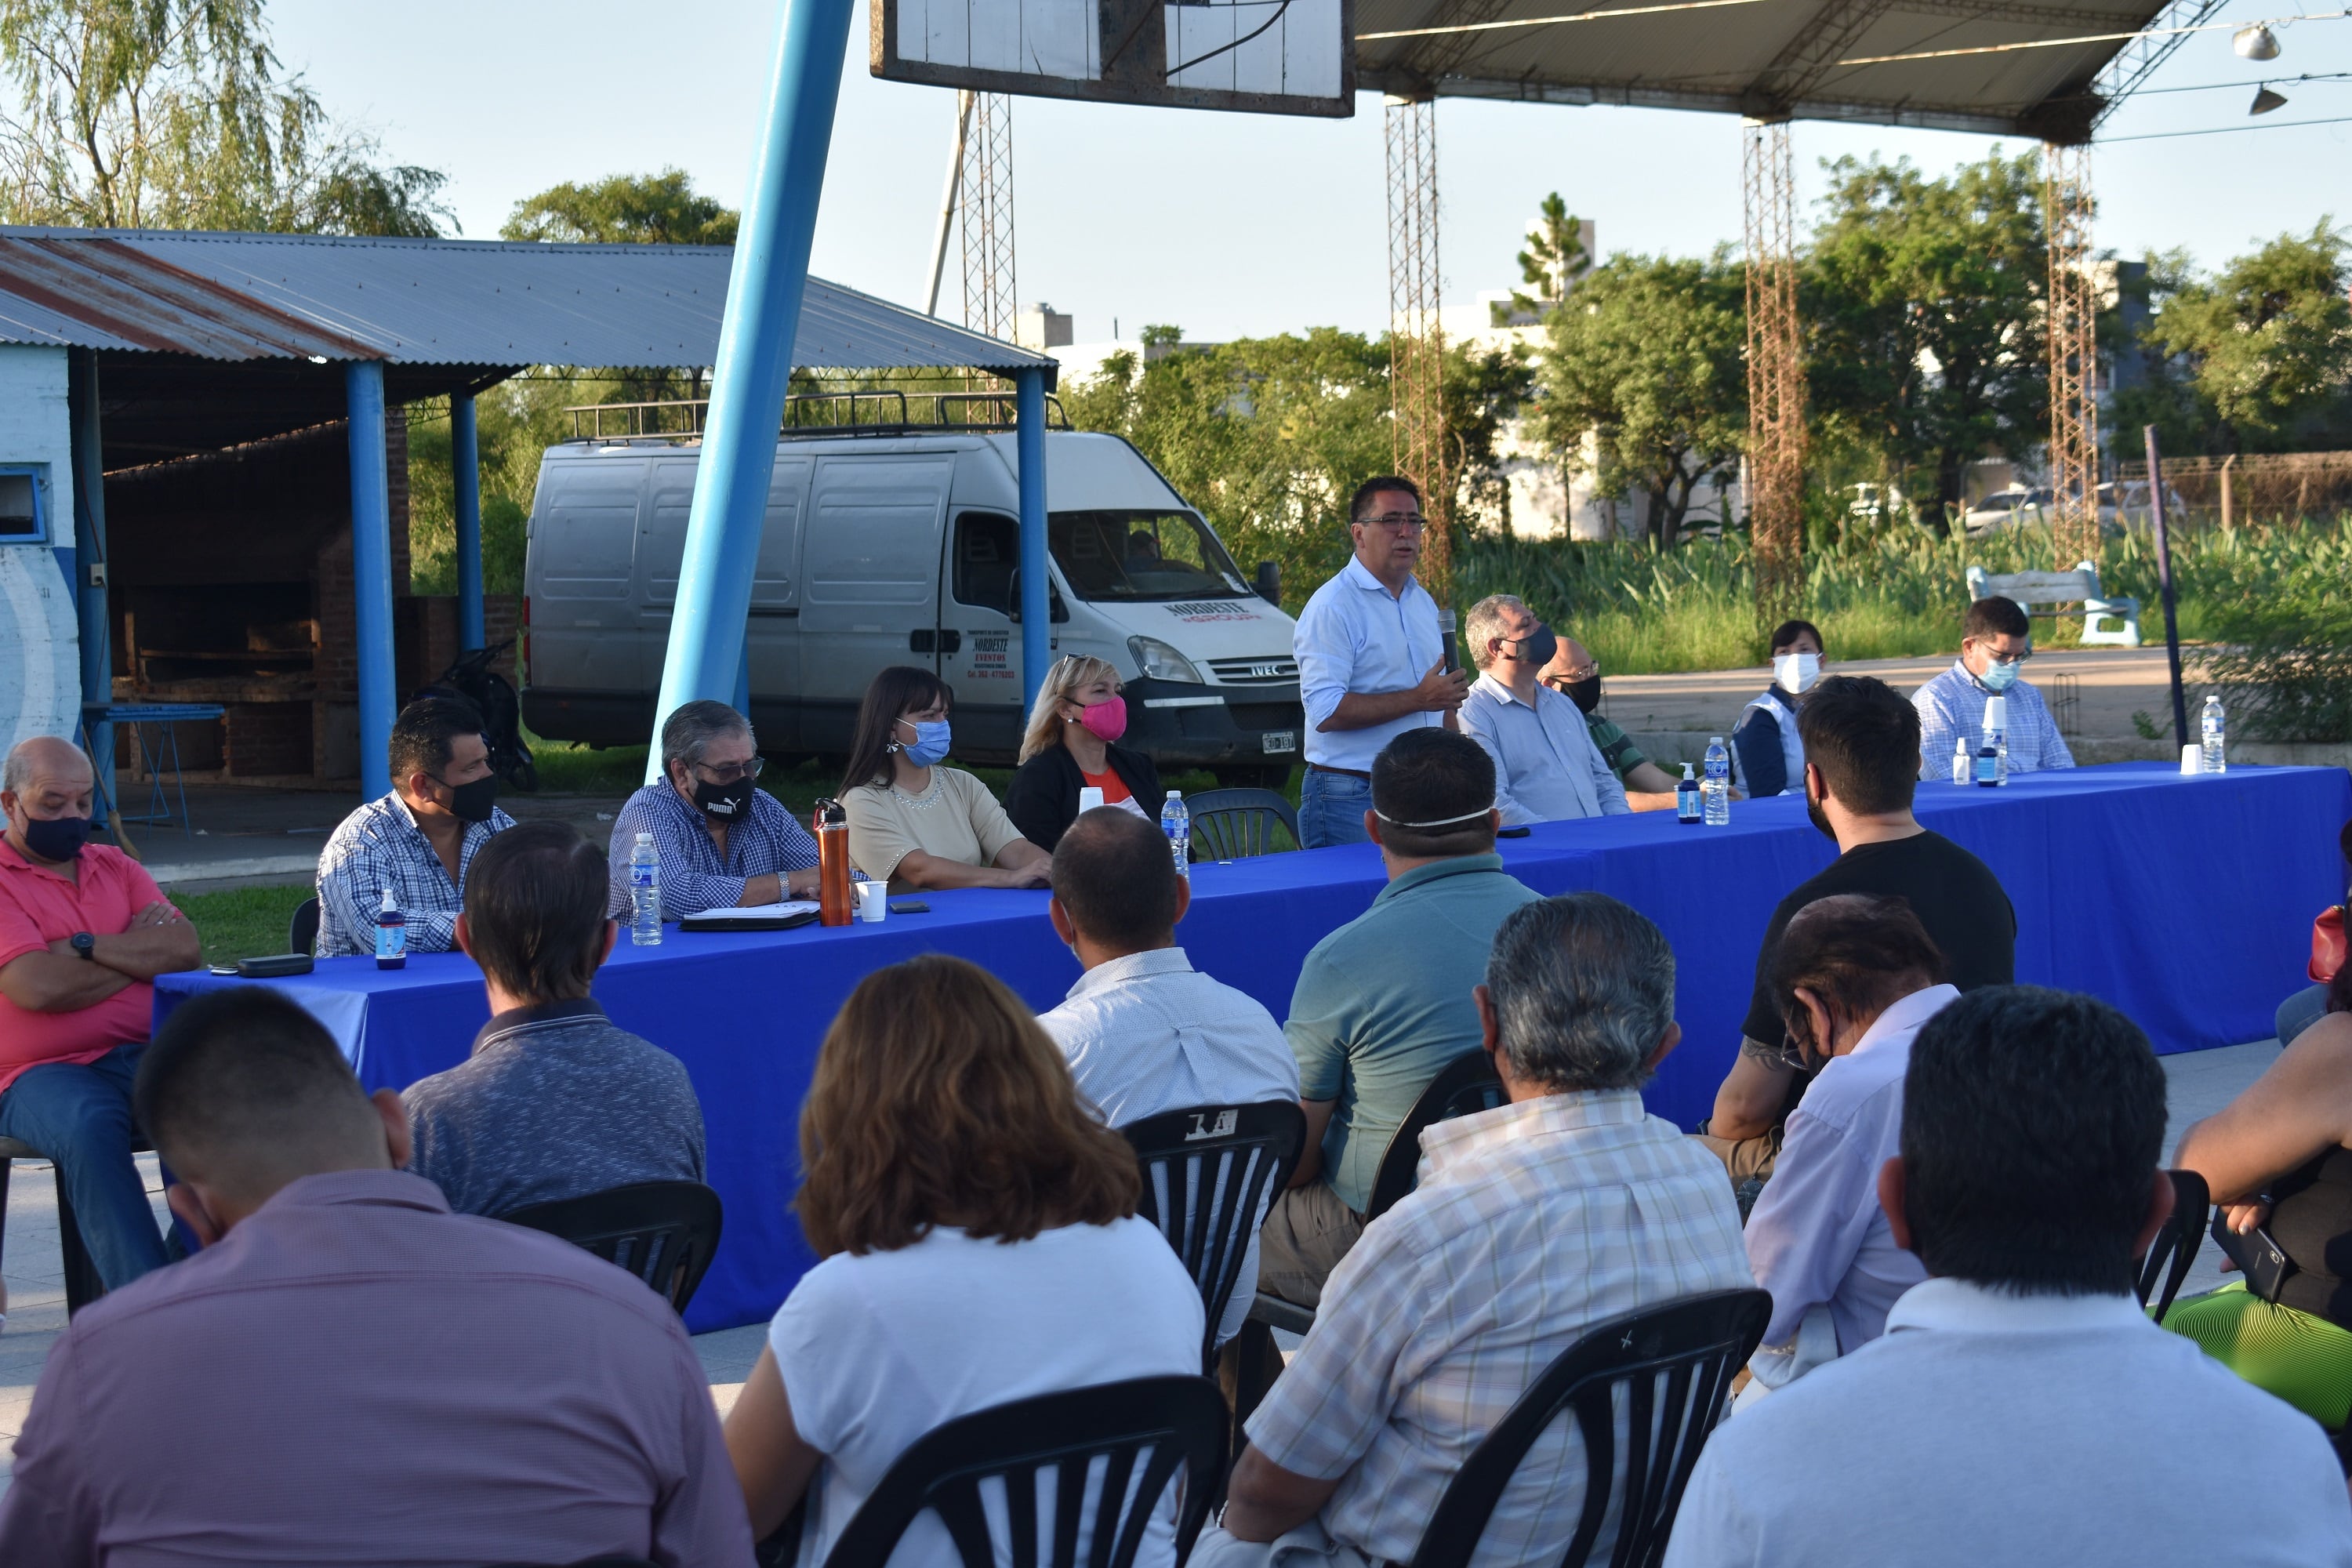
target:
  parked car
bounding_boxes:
[520,422,1304,786]
[2098,480,2190,533]
[1959,487,2050,536]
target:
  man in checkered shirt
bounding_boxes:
[1199,893,1751,1568]
[1911,595,2074,781]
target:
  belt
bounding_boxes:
[1307,763,1372,780]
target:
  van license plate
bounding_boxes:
[1262,731,1297,754]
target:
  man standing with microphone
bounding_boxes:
[1292,477,1468,849]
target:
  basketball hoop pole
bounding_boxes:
[648,0,855,780]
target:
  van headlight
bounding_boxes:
[1128,636,1204,684]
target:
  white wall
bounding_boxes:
[0,346,82,754]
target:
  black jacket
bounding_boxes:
[1004,742,1164,852]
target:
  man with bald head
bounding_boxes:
[0,985,755,1565]
[0,735,200,1293]
[1537,637,1686,811]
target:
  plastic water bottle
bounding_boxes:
[1951,733,1972,786]
[629,832,662,946]
[1160,790,1191,878]
[1675,762,1702,825]
[2201,694,2227,775]
[1701,737,1731,826]
[374,887,406,971]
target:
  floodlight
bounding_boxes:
[2250,84,2289,113]
[2234,24,2281,60]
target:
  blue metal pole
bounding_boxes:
[346,361,397,800]
[1015,368,1050,720]
[646,0,855,782]
[66,350,114,811]
[452,390,485,652]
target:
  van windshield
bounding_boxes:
[1051,510,1254,602]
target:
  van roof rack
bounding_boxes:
[561,390,1071,444]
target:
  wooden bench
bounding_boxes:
[1966,561,2141,648]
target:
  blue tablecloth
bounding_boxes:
[153,763,2352,1332]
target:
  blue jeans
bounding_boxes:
[2278,982,2332,1047]
[1298,768,1372,851]
[0,1041,171,1290]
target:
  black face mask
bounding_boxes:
[1562,676,1603,715]
[1501,623,1559,672]
[20,812,92,862]
[437,773,499,826]
[695,776,757,822]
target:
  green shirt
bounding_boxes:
[1284,853,1544,1214]
[1585,715,1648,782]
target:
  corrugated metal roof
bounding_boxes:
[1359,0,2178,137]
[0,228,1054,376]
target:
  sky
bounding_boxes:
[270,0,2352,343]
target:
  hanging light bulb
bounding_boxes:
[2250,84,2289,113]
[2234,24,2281,60]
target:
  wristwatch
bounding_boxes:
[70,931,96,961]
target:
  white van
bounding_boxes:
[521,426,1304,783]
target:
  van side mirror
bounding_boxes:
[1006,568,1070,625]
[1254,561,1281,606]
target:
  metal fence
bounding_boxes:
[2117,450,2352,527]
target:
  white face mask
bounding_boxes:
[1773,652,1822,695]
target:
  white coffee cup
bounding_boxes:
[855,880,888,923]
[2180,743,2203,775]
[1078,786,1106,814]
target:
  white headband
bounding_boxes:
[1374,803,1497,830]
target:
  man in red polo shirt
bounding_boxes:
[0,735,201,1294]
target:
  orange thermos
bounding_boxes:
[814,799,852,926]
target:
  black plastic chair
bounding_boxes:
[1392,1289,1773,1568]
[1122,1102,1308,1369]
[0,1132,154,1316]
[1184,789,1301,860]
[499,1181,723,1314]
[1363,1049,1508,1223]
[2136,1167,2212,1322]
[786,1376,1229,1568]
[289,895,321,956]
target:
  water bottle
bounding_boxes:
[1951,733,1971,786]
[1160,789,1191,878]
[1675,762,1702,825]
[1976,695,2006,788]
[374,887,406,970]
[629,833,662,946]
[2201,695,2227,775]
[1701,737,1730,826]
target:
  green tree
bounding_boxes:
[2140,223,2352,453]
[1534,251,1747,550]
[500,168,739,247]
[0,0,449,234]
[1805,150,2047,535]
[1510,192,1588,317]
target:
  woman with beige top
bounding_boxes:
[840,666,1054,893]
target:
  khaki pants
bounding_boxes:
[1254,1178,1367,1311]
[1692,1123,1782,1186]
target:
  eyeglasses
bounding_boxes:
[694,757,765,785]
[1543,666,1599,688]
[1981,646,2033,666]
[1359,512,1428,533]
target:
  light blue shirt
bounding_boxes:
[1912,659,2074,780]
[1459,673,1629,825]
[1292,556,1444,771]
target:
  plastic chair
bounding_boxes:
[289,896,321,956]
[0,1132,154,1316]
[782,1376,1229,1568]
[1363,1049,1508,1223]
[498,1181,723,1314]
[1183,789,1300,859]
[1392,1289,1773,1568]
[1121,1101,1307,1369]
[2136,1168,2212,1322]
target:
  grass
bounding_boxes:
[178,884,315,967]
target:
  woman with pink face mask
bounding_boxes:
[1004,655,1165,852]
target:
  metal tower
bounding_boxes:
[1385,94,1450,601]
[960,92,1017,344]
[2042,140,2099,571]
[1744,118,1806,625]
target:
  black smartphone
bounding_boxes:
[1497,826,1533,839]
[890,900,932,914]
[2210,1211,2296,1303]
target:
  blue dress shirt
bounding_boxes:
[1292,556,1444,771]
[1911,660,2074,781]
[315,793,516,958]
[607,782,819,919]
[1459,673,1629,824]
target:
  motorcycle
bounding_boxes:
[415,639,539,793]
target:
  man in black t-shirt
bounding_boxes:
[1696,675,2016,1185]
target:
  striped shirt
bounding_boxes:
[607,782,819,920]
[316,793,516,958]
[1912,660,2074,781]
[1246,1089,1752,1567]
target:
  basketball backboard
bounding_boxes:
[873,0,1354,118]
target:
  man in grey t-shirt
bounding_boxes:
[403,821,703,1218]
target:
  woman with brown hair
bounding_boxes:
[838,665,1054,893]
[723,955,1203,1563]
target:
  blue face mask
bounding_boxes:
[896,718,953,768]
[1979,659,2021,693]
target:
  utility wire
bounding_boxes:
[2103,110,2352,136]
[1171,0,1294,74]
[1358,0,1769,42]
[2122,68,2352,92]
[1837,7,2349,67]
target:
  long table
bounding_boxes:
[154,763,2352,1331]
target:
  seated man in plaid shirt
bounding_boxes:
[316,698,515,958]
[607,700,820,920]
[1911,594,2074,780]
[1200,893,1752,1568]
